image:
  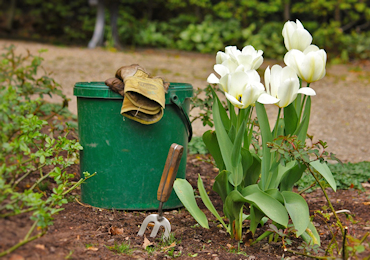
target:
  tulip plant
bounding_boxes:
[174,20,334,245]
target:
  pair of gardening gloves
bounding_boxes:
[105,64,169,124]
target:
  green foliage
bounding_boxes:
[297,161,370,192]
[3,0,370,59]
[177,15,242,53]
[106,241,133,255]
[188,136,208,155]
[0,45,93,257]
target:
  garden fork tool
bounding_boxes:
[137,143,184,240]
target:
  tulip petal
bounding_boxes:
[216,51,228,64]
[277,78,299,107]
[298,87,316,96]
[228,71,249,97]
[214,64,229,77]
[207,73,220,84]
[219,74,230,92]
[225,92,243,108]
[264,66,271,94]
[257,93,280,105]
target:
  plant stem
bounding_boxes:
[62,173,96,196]
[308,166,344,234]
[297,83,310,123]
[29,167,55,191]
[273,108,282,140]
[0,220,45,257]
[13,163,46,189]
[285,248,336,259]
[0,207,35,218]
[298,181,317,194]
[342,226,348,260]
[250,231,273,245]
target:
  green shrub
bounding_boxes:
[297,161,370,192]
[0,45,93,257]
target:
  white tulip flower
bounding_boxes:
[264,65,316,108]
[215,45,264,72]
[282,19,312,51]
[222,70,279,109]
[208,45,264,92]
[284,45,327,83]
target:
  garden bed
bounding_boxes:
[1,154,369,260]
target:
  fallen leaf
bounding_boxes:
[226,243,234,249]
[363,202,370,205]
[35,244,45,250]
[87,247,99,251]
[142,236,153,249]
[161,242,176,250]
[9,254,25,260]
[109,226,123,235]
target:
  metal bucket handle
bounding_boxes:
[170,94,193,142]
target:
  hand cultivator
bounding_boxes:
[138,143,183,240]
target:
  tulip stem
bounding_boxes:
[298,95,307,123]
[273,108,282,139]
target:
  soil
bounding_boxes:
[1,40,370,259]
[1,154,370,260]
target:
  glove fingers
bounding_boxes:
[105,77,125,96]
[115,64,147,81]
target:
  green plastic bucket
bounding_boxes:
[73,82,193,210]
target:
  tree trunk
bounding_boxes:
[88,0,105,49]
[283,0,290,21]
[334,3,341,23]
[6,0,17,32]
[108,0,122,49]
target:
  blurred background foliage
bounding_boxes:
[1,0,370,60]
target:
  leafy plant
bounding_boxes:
[173,20,345,253]
[297,161,370,192]
[188,136,208,155]
[106,241,133,255]
[0,45,93,257]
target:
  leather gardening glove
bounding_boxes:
[105,64,169,124]
[105,77,125,96]
[105,64,147,96]
[121,69,166,124]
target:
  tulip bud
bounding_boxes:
[282,19,312,51]
[284,45,327,83]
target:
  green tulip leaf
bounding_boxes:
[255,102,273,190]
[212,170,233,203]
[301,221,321,246]
[281,191,310,236]
[241,184,289,227]
[173,179,209,229]
[279,162,307,191]
[243,151,261,186]
[197,174,229,231]
[296,96,311,142]
[265,188,284,204]
[203,130,225,172]
[213,97,233,172]
[284,103,298,135]
[228,124,236,143]
[310,160,337,192]
[249,205,265,235]
[211,88,231,131]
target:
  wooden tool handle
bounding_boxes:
[157,143,184,203]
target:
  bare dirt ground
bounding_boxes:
[1,154,370,260]
[1,39,370,163]
[1,40,370,260]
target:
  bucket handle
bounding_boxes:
[170,95,193,142]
